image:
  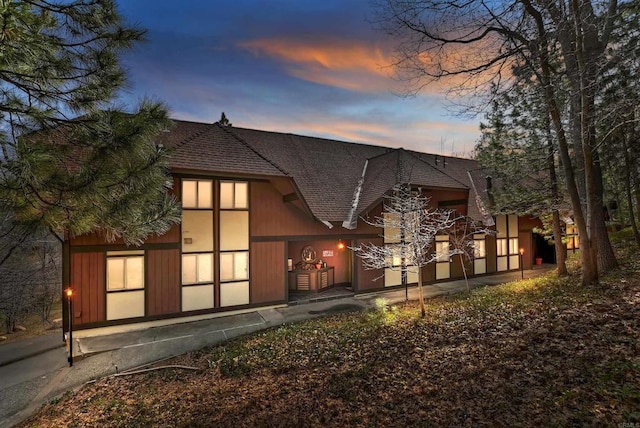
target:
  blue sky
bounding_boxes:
[116,0,481,156]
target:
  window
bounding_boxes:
[385,245,403,267]
[182,253,213,284]
[496,238,508,256]
[181,178,215,316]
[182,179,213,209]
[220,252,249,281]
[220,180,250,307]
[435,236,450,262]
[107,251,144,291]
[220,181,248,209]
[473,239,486,259]
[509,238,519,255]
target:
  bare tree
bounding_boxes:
[0,213,61,334]
[373,0,622,284]
[448,216,495,290]
[351,184,460,317]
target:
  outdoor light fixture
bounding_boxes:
[338,240,345,250]
[65,287,74,367]
[519,249,524,280]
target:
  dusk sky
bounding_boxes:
[116,0,481,156]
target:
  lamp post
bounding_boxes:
[65,287,74,367]
[519,248,524,280]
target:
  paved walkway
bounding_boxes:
[0,265,554,427]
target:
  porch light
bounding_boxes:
[65,287,74,367]
[519,249,524,280]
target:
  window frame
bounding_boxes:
[106,250,145,292]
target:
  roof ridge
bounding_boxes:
[172,122,214,149]
[218,125,291,176]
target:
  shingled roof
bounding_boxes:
[160,120,489,227]
[159,120,287,178]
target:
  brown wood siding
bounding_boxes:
[251,241,286,303]
[354,238,384,292]
[70,224,180,246]
[146,249,181,316]
[519,232,533,270]
[71,252,105,325]
[486,235,497,274]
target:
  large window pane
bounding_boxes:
[182,180,197,208]
[182,254,197,284]
[234,252,248,280]
[182,210,214,252]
[497,238,508,256]
[220,253,233,281]
[198,181,213,208]
[234,182,248,209]
[474,240,486,258]
[126,257,144,289]
[436,241,450,262]
[383,213,400,243]
[220,211,249,250]
[197,253,213,282]
[107,258,125,290]
[220,182,234,209]
[509,238,519,255]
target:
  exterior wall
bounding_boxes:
[147,249,181,316]
[65,172,552,329]
[250,241,286,303]
[354,237,384,292]
[70,252,105,325]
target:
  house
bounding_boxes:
[63,120,555,330]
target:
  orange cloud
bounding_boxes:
[239,38,397,92]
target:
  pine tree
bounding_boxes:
[0,0,180,245]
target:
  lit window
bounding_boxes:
[220,181,248,209]
[435,238,450,262]
[182,253,213,284]
[182,179,212,209]
[509,238,519,255]
[107,251,144,291]
[220,252,249,281]
[497,238,508,256]
[474,239,486,258]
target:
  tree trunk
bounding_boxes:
[552,210,568,276]
[623,137,640,247]
[528,1,599,285]
[546,111,567,276]
[418,268,426,318]
[459,253,470,290]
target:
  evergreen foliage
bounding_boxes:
[0,0,180,245]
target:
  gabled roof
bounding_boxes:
[160,120,490,227]
[159,120,287,178]
[355,149,468,214]
[230,127,386,222]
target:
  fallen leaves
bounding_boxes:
[18,243,640,427]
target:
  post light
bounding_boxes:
[65,287,74,367]
[519,248,524,280]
